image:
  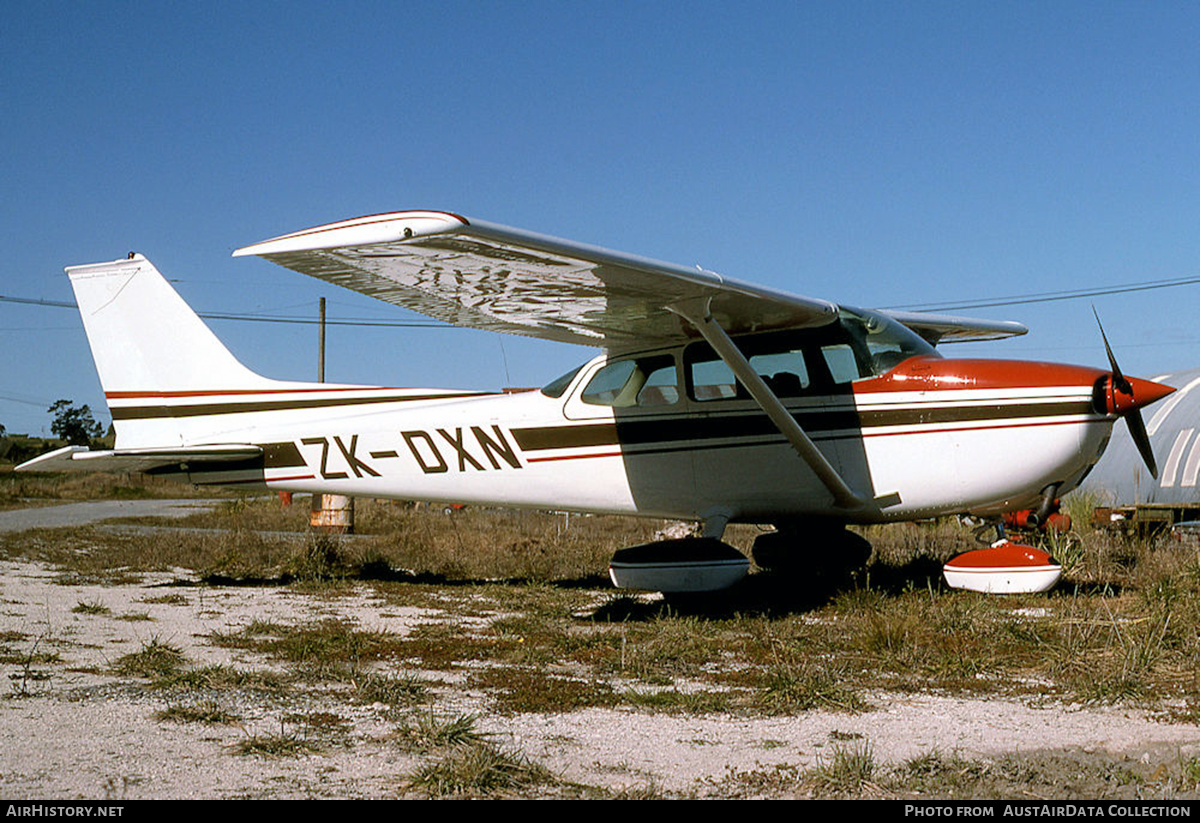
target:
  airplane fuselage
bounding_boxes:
[123,348,1120,527]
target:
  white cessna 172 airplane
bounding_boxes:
[18,210,1175,592]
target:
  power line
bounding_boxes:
[7,272,1200,323]
[0,392,56,408]
[200,313,451,328]
[0,295,75,309]
[0,295,452,328]
[885,276,1200,312]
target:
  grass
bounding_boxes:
[152,663,291,693]
[753,658,871,714]
[232,726,321,758]
[390,710,569,797]
[403,740,562,798]
[158,504,1200,716]
[140,593,189,605]
[877,750,1170,800]
[709,748,1184,800]
[469,665,619,714]
[391,711,488,753]
[810,740,879,797]
[351,670,429,707]
[5,631,59,697]
[154,701,239,725]
[209,618,407,681]
[0,468,234,507]
[9,479,1200,796]
[113,636,187,678]
[20,498,1200,717]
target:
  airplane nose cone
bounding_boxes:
[1096,374,1175,416]
[1124,376,1176,413]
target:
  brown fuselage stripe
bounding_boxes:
[128,400,1099,475]
[110,393,488,420]
[511,400,1096,452]
[263,441,306,468]
[523,416,1100,462]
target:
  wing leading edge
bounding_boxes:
[234,211,1025,349]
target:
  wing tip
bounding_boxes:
[233,210,470,258]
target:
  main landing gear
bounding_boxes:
[608,536,750,593]
[751,522,872,581]
[605,520,874,595]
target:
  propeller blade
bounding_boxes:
[1093,307,1164,477]
[1092,307,1132,394]
[1126,408,1158,479]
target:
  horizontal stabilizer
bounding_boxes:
[16,444,262,474]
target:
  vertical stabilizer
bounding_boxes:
[67,254,273,393]
[50,253,455,458]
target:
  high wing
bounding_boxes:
[235,211,1025,350]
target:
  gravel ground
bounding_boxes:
[3,555,1200,799]
[3,500,1200,799]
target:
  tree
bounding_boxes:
[48,400,103,446]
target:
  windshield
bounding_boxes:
[836,306,937,378]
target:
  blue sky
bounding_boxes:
[3,2,1198,435]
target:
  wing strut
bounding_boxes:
[668,298,868,511]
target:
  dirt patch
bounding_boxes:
[3,558,1199,799]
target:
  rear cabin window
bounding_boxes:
[541,365,583,398]
[688,345,812,402]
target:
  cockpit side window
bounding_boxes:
[686,333,814,402]
[820,344,863,384]
[751,349,811,396]
[684,311,936,400]
[580,355,679,408]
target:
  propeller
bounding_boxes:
[1092,308,1172,478]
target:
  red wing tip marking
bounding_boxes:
[233,211,470,257]
[269,210,469,239]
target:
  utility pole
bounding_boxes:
[318,296,326,383]
[310,295,353,533]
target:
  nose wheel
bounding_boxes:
[948,516,1064,594]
